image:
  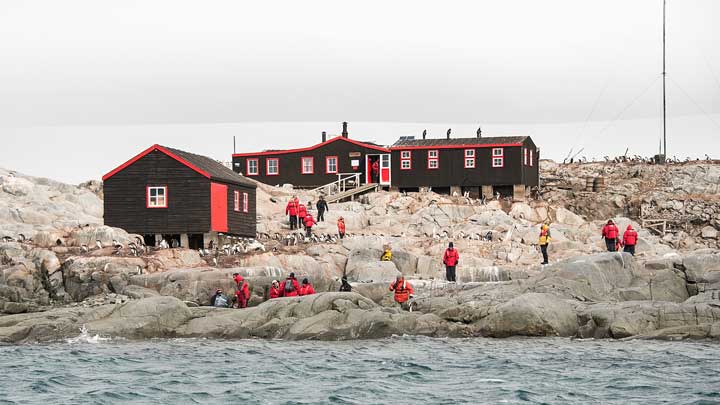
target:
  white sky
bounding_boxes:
[0,0,719,183]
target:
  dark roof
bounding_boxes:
[162,146,256,187]
[391,136,528,148]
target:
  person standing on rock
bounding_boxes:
[337,216,346,239]
[303,212,317,238]
[232,273,250,309]
[299,278,316,296]
[601,220,620,252]
[297,201,308,230]
[622,225,638,256]
[281,272,301,297]
[269,280,282,299]
[286,197,299,230]
[538,223,551,265]
[442,242,460,282]
[389,276,414,311]
[316,196,329,222]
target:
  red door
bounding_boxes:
[210,183,228,232]
[380,154,391,185]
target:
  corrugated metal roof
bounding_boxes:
[392,136,528,147]
[162,146,256,187]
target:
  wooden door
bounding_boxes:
[210,183,228,232]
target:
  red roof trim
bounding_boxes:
[232,136,390,157]
[390,142,522,151]
[102,144,211,181]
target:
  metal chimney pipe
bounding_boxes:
[322,131,327,143]
[342,122,348,138]
[477,126,482,138]
[422,129,427,140]
[446,128,451,139]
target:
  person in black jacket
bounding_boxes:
[339,276,352,292]
[316,196,329,222]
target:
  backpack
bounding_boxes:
[214,295,228,307]
[284,279,295,292]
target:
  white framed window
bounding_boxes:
[530,149,534,166]
[234,191,240,211]
[246,159,259,176]
[301,157,314,174]
[427,150,439,169]
[326,156,338,174]
[464,149,476,168]
[146,186,167,208]
[524,148,528,165]
[401,151,411,159]
[242,192,249,213]
[492,148,504,168]
[266,158,279,176]
[401,160,411,170]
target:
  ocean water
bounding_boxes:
[0,334,719,405]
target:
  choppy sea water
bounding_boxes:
[0,334,719,404]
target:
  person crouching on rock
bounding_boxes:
[303,212,317,238]
[339,275,352,292]
[232,273,250,309]
[601,219,620,252]
[442,242,459,282]
[389,276,414,311]
[299,278,316,296]
[281,272,301,297]
[269,279,282,299]
[337,216,346,239]
[622,225,638,256]
[539,223,551,265]
[211,289,229,308]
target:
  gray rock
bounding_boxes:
[477,293,578,337]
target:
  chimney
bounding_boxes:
[477,126,482,138]
[446,128,451,139]
[322,131,327,142]
[422,129,427,140]
[342,122,348,138]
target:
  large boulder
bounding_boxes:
[87,296,193,338]
[477,293,578,337]
[345,249,401,282]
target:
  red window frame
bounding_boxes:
[242,192,249,213]
[146,186,168,208]
[325,156,338,174]
[427,150,439,170]
[233,190,240,212]
[492,147,504,168]
[400,150,412,170]
[246,158,259,176]
[301,156,314,174]
[464,149,476,169]
[266,158,279,176]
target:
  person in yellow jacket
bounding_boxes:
[538,223,551,265]
[380,248,393,261]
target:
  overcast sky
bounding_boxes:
[1,0,718,183]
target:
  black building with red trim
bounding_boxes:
[232,123,392,189]
[390,135,539,198]
[231,123,539,200]
[103,144,257,248]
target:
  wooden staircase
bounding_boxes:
[325,182,379,203]
[311,173,380,203]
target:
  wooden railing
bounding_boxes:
[310,173,362,196]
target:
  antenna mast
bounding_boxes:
[662,0,667,160]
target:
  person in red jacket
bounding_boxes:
[601,220,620,252]
[303,213,316,238]
[280,272,301,297]
[389,276,414,310]
[622,225,639,256]
[232,273,250,308]
[442,242,460,282]
[285,196,299,230]
[297,201,308,230]
[299,278,316,296]
[269,279,282,299]
[371,159,380,183]
[337,216,346,239]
